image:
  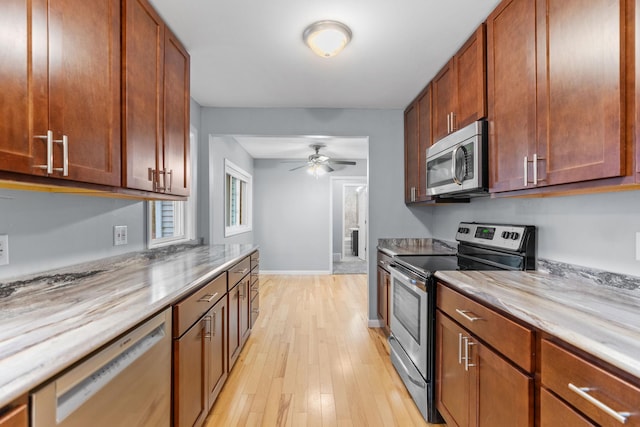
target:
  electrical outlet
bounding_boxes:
[0,235,8,266]
[636,232,640,261]
[114,226,128,246]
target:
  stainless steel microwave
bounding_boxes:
[425,120,488,197]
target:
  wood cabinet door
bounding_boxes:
[535,0,624,186]
[432,59,457,142]
[404,102,419,203]
[454,24,487,129]
[239,277,251,345]
[487,0,537,192]
[376,266,389,329]
[228,283,240,370]
[206,297,228,410]
[163,27,190,196]
[0,0,41,176]
[123,0,164,192]
[540,388,596,427]
[47,0,121,186]
[174,318,207,427]
[436,312,474,427]
[476,341,533,427]
[417,86,433,201]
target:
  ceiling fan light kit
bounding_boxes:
[288,144,357,178]
[303,20,352,58]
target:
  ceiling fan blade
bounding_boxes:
[289,164,310,171]
[331,160,357,165]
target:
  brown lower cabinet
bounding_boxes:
[173,273,228,427]
[0,403,27,427]
[436,312,533,427]
[436,282,534,427]
[376,251,392,333]
[228,275,251,370]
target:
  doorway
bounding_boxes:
[332,178,368,274]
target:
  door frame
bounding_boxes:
[329,176,367,273]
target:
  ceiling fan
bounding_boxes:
[288,144,356,176]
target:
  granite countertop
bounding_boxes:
[377,238,457,256]
[0,243,257,408]
[435,270,640,379]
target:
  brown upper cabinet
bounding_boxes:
[0,0,121,186]
[405,85,433,204]
[404,84,431,203]
[123,0,190,196]
[432,25,487,143]
[488,0,627,193]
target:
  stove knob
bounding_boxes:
[458,227,464,233]
[511,232,520,240]
[501,231,509,239]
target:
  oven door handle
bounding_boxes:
[389,264,427,287]
[388,265,418,286]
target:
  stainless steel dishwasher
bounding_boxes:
[31,308,172,427]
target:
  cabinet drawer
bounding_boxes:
[0,404,27,427]
[541,339,640,427]
[229,257,251,287]
[250,269,259,288]
[173,273,227,338]
[437,283,534,372]
[250,251,259,270]
[540,387,595,427]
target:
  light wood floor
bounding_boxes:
[205,274,441,427]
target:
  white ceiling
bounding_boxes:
[232,135,369,160]
[148,0,501,109]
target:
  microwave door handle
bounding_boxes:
[451,146,467,185]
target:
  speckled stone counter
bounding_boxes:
[435,270,640,379]
[0,243,257,408]
[377,238,457,256]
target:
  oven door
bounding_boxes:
[388,264,428,379]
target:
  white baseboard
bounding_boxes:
[368,319,385,328]
[260,270,331,275]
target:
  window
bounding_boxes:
[148,129,197,248]
[225,159,252,236]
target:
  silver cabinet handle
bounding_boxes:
[458,333,463,364]
[198,292,219,303]
[568,383,630,424]
[234,268,249,275]
[450,112,456,132]
[533,153,545,186]
[53,135,69,176]
[447,113,451,134]
[455,309,482,322]
[34,130,53,174]
[523,156,528,187]
[464,337,476,371]
[203,315,212,339]
[251,309,260,314]
[166,169,173,192]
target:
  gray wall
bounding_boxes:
[0,190,144,280]
[206,135,254,245]
[198,107,433,318]
[430,191,640,277]
[252,160,367,272]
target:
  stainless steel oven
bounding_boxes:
[388,255,458,423]
[426,120,488,197]
[387,222,536,424]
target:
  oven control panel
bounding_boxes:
[456,222,532,251]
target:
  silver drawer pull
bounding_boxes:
[234,268,249,275]
[198,292,218,303]
[455,309,482,322]
[251,309,260,314]
[568,383,630,424]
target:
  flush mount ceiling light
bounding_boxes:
[303,20,352,58]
